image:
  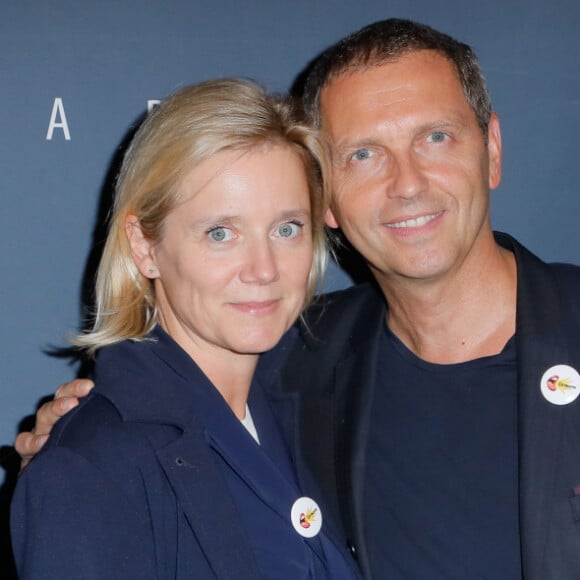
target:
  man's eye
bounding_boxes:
[427,132,447,143]
[277,222,301,238]
[351,148,373,161]
[208,227,233,242]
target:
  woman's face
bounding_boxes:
[135,145,314,362]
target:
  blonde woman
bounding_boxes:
[11,79,359,580]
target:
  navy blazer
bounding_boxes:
[11,327,359,579]
[271,233,580,579]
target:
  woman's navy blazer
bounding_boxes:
[11,327,358,579]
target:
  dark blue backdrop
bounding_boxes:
[1,3,579,568]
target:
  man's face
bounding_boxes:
[320,50,502,287]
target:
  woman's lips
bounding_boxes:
[229,299,280,314]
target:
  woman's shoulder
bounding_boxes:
[49,391,127,451]
[31,393,155,482]
[16,392,165,514]
[11,394,162,578]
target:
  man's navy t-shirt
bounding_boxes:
[363,326,521,579]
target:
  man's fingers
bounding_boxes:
[14,379,95,469]
[34,397,80,435]
[16,397,79,470]
[14,432,49,467]
[54,378,95,400]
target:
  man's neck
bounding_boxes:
[378,242,517,365]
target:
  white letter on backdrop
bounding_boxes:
[147,100,161,113]
[46,98,71,141]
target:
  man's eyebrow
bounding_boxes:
[417,118,466,131]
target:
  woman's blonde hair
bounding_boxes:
[75,78,329,354]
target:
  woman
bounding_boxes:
[11,79,359,579]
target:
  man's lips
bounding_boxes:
[385,211,444,229]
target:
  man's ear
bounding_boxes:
[125,215,159,278]
[487,112,502,190]
[324,207,340,229]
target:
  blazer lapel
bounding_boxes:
[503,234,572,579]
[267,388,351,546]
[204,413,300,525]
[206,384,335,566]
[517,318,564,579]
[333,321,384,578]
[268,331,359,547]
[156,428,261,579]
[266,386,363,579]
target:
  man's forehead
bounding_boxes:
[319,52,463,122]
[322,50,456,94]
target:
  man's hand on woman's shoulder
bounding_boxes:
[15,379,94,469]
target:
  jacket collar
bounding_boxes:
[94,325,224,429]
[299,285,386,353]
[496,233,575,578]
[94,326,263,579]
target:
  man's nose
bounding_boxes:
[388,151,428,200]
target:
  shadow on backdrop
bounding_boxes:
[0,114,146,577]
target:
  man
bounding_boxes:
[16,19,580,579]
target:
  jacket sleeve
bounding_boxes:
[11,445,156,580]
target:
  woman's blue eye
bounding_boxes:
[278,222,301,238]
[352,148,372,161]
[208,227,233,242]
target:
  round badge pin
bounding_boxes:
[540,364,580,406]
[291,496,322,538]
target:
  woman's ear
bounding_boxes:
[125,215,159,278]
